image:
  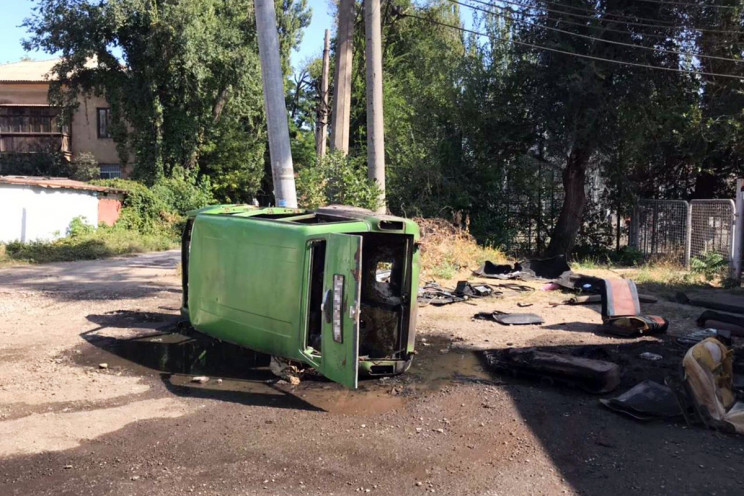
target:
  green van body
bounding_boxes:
[181,205,420,389]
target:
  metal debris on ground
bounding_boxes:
[697,310,744,335]
[676,292,744,315]
[474,311,544,326]
[676,328,720,346]
[639,352,663,361]
[600,380,681,421]
[483,348,621,394]
[417,281,501,306]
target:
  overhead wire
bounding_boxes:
[402,11,744,79]
[448,0,744,63]
[632,0,742,10]
[464,0,744,34]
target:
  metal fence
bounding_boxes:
[630,200,690,265]
[630,198,739,271]
[689,199,736,263]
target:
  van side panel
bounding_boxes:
[187,215,305,360]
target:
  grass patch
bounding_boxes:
[0,227,177,266]
[415,218,509,281]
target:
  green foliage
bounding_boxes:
[690,252,729,280]
[68,153,100,181]
[66,216,95,238]
[0,149,68,177]
[92,175,213,234]
[24,0,309,187]
[150,167,214,215]
[296,152,381,210]
[1,227,175,265]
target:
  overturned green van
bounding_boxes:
[181,205,420,389]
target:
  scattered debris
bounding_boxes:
[269,356,302,385]
[484,348,620,394]
[418,281,500,306]
[682,337,744,433]
[600,380,681,421]
[566,293,657,305]
[601,279,668,337]
[639,352,663,362]
[191,376,209,384]
[541,282,560,291]
[696,310,744,335]
[676,292,744,315]
[676,328,720,346]
[98,363,108,370]
[474,311,544,326]
[474,254,570,281]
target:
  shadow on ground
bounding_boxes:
[484,339,744,494]
[80,314,323,412]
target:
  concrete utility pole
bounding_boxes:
[330,0,355,154]
[365,0,386,212]
[255,0,297,208]
[316,29,331,158]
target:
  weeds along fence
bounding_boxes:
[630,198,738,272]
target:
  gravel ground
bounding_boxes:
[1,251,743,495]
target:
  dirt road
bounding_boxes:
[1,252,743,495]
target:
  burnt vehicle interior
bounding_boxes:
[306,233,414,370]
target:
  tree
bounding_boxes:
[24,0,309,193]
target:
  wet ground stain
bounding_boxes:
[70,316,492,415]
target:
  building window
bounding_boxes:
[97,108,112,138]
[99,164,122,179]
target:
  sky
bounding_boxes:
[0,0,335,71]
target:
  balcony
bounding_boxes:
[0,105,70,159]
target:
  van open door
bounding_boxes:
[319,233,362,389]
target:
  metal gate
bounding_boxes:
[689,199,736,263]
[630,200,690,265]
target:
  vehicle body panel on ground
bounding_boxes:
[182,205,420,388]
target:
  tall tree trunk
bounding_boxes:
[546,146,589,257]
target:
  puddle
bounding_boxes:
[74,322,494,414]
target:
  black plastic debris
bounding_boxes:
[474,255,570,281]
[697,310,744,335]
[600,380,681,421]
[676,292,744,315]
[418,281,500,306]
[474,311,544,325]
[483,348,621,394]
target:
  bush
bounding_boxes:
[151,166,214,214]
[67,216,95,237]
[93,171,214,234]
[1,227,175,265]
[296,152,381,210]
[690,251,729,280]
[68,152,100,181]
[92,178,169,233]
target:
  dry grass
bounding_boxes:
[415,217,509,281]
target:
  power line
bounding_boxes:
[450,0,744,63]
[465,0,744,34]
[404,11,744,79]
[632,0,742,11]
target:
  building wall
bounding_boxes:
[0,82,48,105]
[98,193,123,226]
[0,184,99,243]
[70,94,121,166]
[0,82,131,176]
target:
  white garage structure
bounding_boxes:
[0,176,123,243]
